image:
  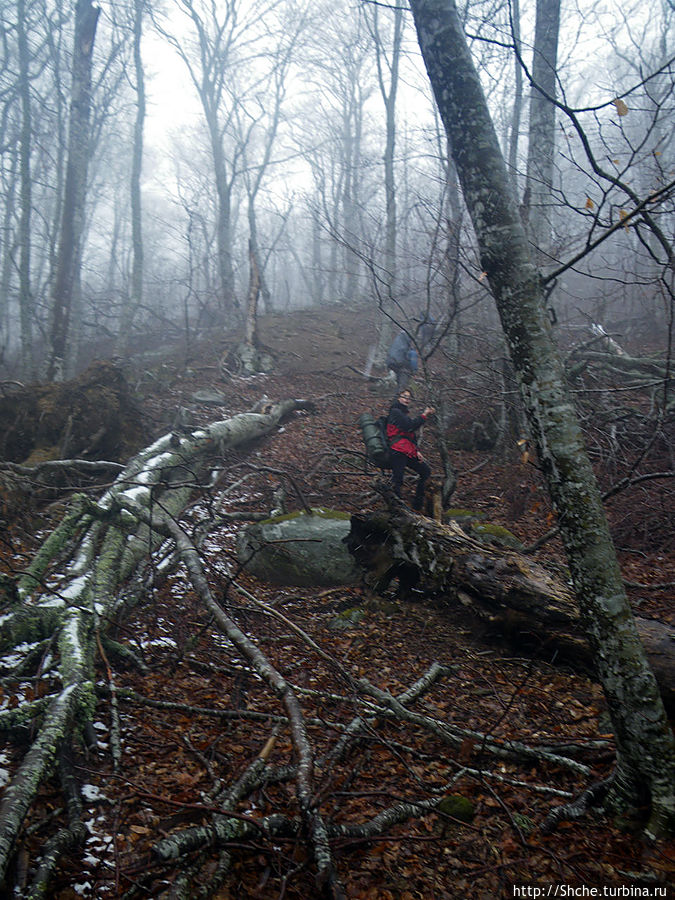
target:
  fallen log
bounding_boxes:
[0,398,312,890]
[344,492,674,716]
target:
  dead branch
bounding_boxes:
[0,399,311,891]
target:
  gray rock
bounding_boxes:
[236,509,362,586]
[192,389,227,406]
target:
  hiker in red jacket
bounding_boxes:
[386,388,435,510]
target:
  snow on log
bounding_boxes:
[0,398,311,886]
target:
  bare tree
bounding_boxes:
[301,6,375,304]
[152,0,287,326]
[115,0,147,355]
[231,3,307,370]
[15,0,37,377]
[46,0,100,381]
[409,0,675,838]
[521,0,561,256]
[364,1,404,361]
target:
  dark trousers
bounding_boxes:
[389,363,413,390]
[390,451,431,510]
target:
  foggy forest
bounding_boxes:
[0,0,673,897]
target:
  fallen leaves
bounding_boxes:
[1,305,672,898]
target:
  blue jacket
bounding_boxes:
[386,332,418,372]
[417,319,435,348]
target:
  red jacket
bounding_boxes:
[386,401,428,459]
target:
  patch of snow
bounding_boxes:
[62,615,84,663]
[38,595,66,608]
[121,485,150,504]
[82,783,106,802]
[141,636,178,650]
[60,575,89,601]
[0,751,10,787]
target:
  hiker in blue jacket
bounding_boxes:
[385,315,436,389]
[386,331,418,389]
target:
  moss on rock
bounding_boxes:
[437,794,475,822]
[471,522,524,550]
[237,510,362,586]
[444,509,524,550]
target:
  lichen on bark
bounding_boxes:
[409,0,675,836]
[0,399,312,885]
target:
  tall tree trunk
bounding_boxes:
[116,0,146,355]
[17,0,35,378]
[409,0,675,838]
[383,6,402,294]
[441,132,463,322]
[312,207,324,305]
[369,4,403,364]
[0,152,17,367]
[342,97,363,303]
[47,0,100,382]
[507,0,523,197]
[522,0,560,253]
[244,237,261,351]
[212,136,236,321]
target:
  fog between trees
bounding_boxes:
[0,0,674,892]
[0,0,672,378]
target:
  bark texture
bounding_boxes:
[345,498,674,716]
[0,399,309,887]
[47,0,100,381]
[523,0,560,249]
[409,0,675,836]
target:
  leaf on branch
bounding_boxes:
[612,98,629,116]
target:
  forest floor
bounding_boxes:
[1,301,673,899]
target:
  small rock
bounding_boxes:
[192,389,227,406]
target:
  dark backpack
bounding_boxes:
[358,412,392,469]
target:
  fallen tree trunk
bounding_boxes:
[6,404,663,894]
[0,398,311,889]
[1,398,600,898]
[345,493,674,717]
[569,347,674,382]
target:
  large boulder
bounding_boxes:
[236,509,362,586]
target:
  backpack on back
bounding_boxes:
[358,412,392,469]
